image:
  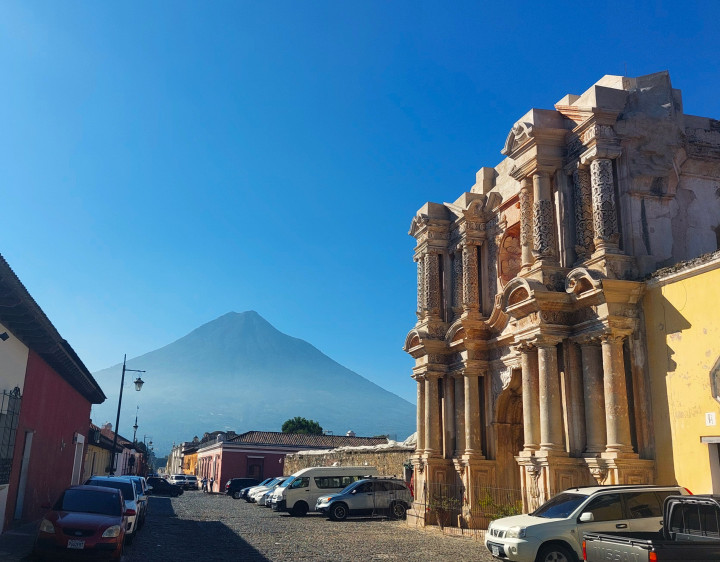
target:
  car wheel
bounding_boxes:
[233,491,241,499]
[290,502,309,517]
[389,501,407,520]
[536,543,576,562]
[329,503,348,521]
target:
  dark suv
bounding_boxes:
[147,476,183,497]
[226,478,261,499]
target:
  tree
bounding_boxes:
[281,417,323,435]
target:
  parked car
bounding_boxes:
[485,484,690,562]
[83,476,142,544]
[256,479,288,507]
[146,476,183,497]
[123,476,149,528]
[226,478,261,499]
[270,466,378,516]
[33,485,129,560]
[316,477,412,521]
[168,474,188,488]
[185,475,199,490]
[583,494,720,561]
[248,477,287,503]
[244,478,279,503]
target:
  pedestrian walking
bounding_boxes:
[209,477,214,493]
[201,476,208,492]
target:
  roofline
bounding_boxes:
[0,254,106,403]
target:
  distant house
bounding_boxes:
[0,254,105,531]
[197,431,388,493]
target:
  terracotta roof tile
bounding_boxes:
[228,431,387,449]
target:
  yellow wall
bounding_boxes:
[644,257,720,494]
[183,452,198,475]
[83,444,112,481]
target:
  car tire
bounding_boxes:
[233,491,241,499]
[290,501,309,517]
[329,503,348,521]
[535,543,576,562]
[389,501,407,520]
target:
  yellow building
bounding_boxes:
[644,251,720,494]
[183,451,198,475]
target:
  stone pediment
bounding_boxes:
[501,121,534,156]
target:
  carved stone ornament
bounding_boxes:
[590,466,609,485]
[502,121,534,155]
[582,124,615,144]
[540,310,570,325]
[572,168,595,260]
[590,159,620,243]
[498,225,522,287]
[416,258,425,316]
[462,244,480,309]
[532,200,555,257]
[526,464,543,512]
[519,182,533,248]
[425,253,441,315]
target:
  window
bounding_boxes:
[585,494,623,522]
[625,491,663,518]
[289,477,309,490]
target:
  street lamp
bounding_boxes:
[110,354,146,475]
[132,406,139,444]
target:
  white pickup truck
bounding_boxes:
[485,485,688,562]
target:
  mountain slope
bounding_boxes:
[90,311,416,455]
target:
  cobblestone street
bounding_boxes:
[127,491,496,561]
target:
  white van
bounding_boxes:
[270,466,378,516]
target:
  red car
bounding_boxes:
[33,485,132,560]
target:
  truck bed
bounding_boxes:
[583,531,720,561]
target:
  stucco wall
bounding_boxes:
[284,448,414,479]
[644,253,720,493]
[5,350,93,528]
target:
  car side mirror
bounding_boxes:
[579,512,594,523]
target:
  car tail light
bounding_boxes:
[582,540,586,560]
[124,509,136,516]
[649,553,658,562]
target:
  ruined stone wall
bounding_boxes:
[284,448,414,479]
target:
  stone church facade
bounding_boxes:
[404,72,720,526]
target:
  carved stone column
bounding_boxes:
[453,372,466,455]
[416,375,426,454]
[464,371,482,456]
[424,252,441,319]
[520,343,540,452]
[443,375,455,458]
[581,340,606,454]
[519,177,534,269]
[573,168,594,261]
[462,244,480,314]
[590,159,620,252]
[531,171,556,260]
[424,373,442,455]
[452,248,463,317]
[538,342,564,453]
[601,334,633,453]
[415,256,425,319]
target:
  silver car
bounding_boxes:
[316,477,412,521]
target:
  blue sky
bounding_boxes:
[1,1,719,410]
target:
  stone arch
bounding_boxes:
[403,330,422,352]
[500,277,545,312]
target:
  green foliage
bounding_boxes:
[281,416,323,435]
[477,492,523,520]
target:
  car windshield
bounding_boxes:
[131,480,143,494]
[56,489,121,516]
[531,493,588,518]
[278,477,293,489]
[88,480,135,501]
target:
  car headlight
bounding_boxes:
[318,497,332,504]
[506,526,526,538]
[39,519,55,534]
[102,525,122,538]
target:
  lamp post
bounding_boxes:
[110,354,145,475]
[143,435,153,475]
[132,406,139,444]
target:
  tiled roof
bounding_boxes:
[227,431,388,449]
[0,254,105,403]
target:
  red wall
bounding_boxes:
[4,351,93,528]
[197,448,286,492]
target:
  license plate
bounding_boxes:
[491,545,500,556]
[67,539,85,549]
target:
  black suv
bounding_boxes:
[226,478,260,499]
[147,476,183,497]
